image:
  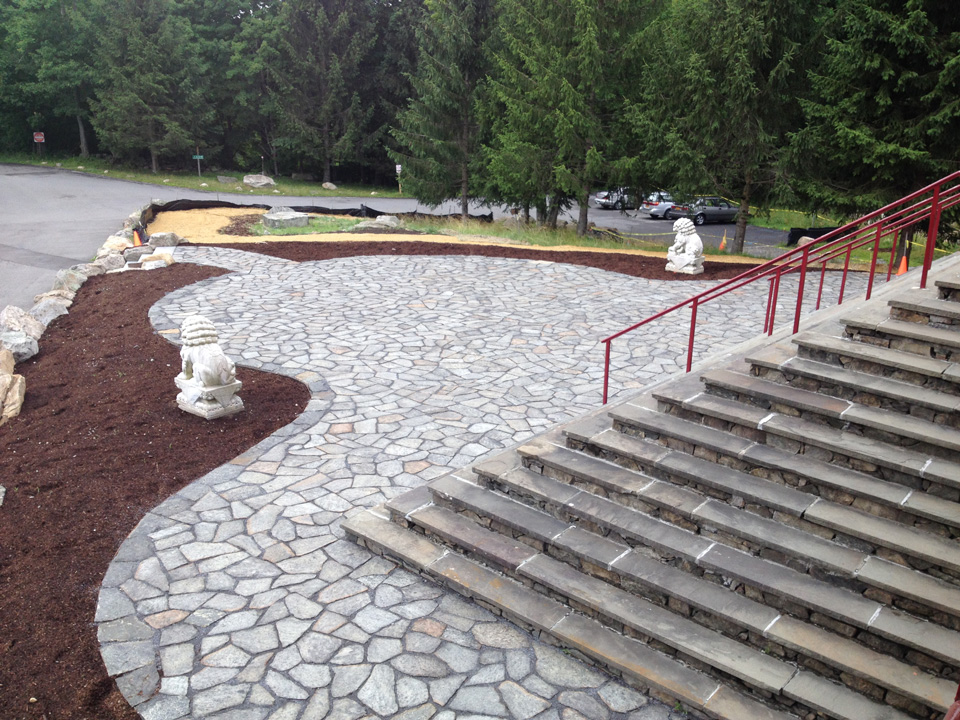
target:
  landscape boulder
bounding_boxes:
[72,262,105,277]
[33,289,75,305]
[52,268,88,293]
[0,372,25,426]
[95,253,127,272]
[0,306,45,340]
[0,331,39,363]
[124,246,155,262]
[262,208,309,229]
[0,348,13,376]
[149,231,182,247]
[243,174,275,188]
[30,298,69,327]
[322,181,337,190]
[98,235,133,256]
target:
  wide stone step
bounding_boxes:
[643,385,960,495]
[411,472,956,717]
[842,306,960,360]
[467,461,960,671]
[698,367,960,455]
[889,289,960,325]
[747,344,960,417]
[604,396,960,533]
[342,508,802,720]
[936,276,960,301]
[563,423,960,577]
[792,332,960,390]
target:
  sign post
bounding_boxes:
[396,164,402,194]
[33,131,45,156]
[192,147,204,178]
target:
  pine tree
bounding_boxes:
[632,0,819,253]
[90,0,213,172]
[390,0,494,218]
[791,0,960,213]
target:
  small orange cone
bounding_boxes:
[896,255,908,275]
[719,230,727,252]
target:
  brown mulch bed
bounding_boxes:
[0,241,762,720]
[212,240,761,281]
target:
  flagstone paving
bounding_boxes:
[98,247,870,719]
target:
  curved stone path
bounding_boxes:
[96,247,869,720]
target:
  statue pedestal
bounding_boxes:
[665,257,705,275]
[175,374,244,419]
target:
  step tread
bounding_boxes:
[613,402,960,530]
[703,367,960,452]
[858,554,960,620]
[889,289,960,320]
[783,672,917,720]
[769,615,955,711]
[522,553,797,694]
[780,355,960,414]
[793,331,954,377]
[845,311,960,349]
[491,459,960,660]
[347,509,798,720]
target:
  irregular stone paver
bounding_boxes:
[99,247,870,718]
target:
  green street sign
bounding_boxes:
[192,154,204,160]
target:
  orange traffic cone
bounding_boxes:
[896,255,908,276]
[719,230,727,252]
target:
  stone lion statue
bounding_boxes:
[666,218,704,275]
[175,315,243,419]
[179,315,237,387]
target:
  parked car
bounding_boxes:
[669,196,739,225]
[640,191,674,217]
[594,188,637,210]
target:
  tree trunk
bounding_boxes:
[732,172,752,254]
[76,114,89,158]
[460,161,469,220]
[576,186,589,237]
[536,198,547,226]
[546,198,560,230]
[521,203,530,225]
[322,123,332,183]
[150,149,159,174]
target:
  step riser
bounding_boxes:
[845,325,960,364]
[646,397,960,519]
[796,343,960,398]
[890,305,960,328]
[698,382,960,466]
[417,484,951,719]
[752,365,960,433]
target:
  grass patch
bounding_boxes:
[255,216,364,236]
[748,207,842,231]
[0,153,404,199]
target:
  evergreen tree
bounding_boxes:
[390,0,494,218]
[791,0,960,213]
[265,0,377,183]
[90,0,213,172]
[485,0,655,235]
[0,0,103,156]
[632,0,819,253]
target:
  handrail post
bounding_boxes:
[602,340,611,404]
[866,224,883,301]
[686,298,698,373]
[921,184,943,289]
[793,245,810,334]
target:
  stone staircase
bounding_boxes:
[344,263,960,720]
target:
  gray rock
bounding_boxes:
[597,683,647,713]
[322,182,337,190]
[33,288,75,305]
[448,686,507,716]
[392,652,450,678]
[101,640,155,676]
[558,691,608,720]
[263,210,309,229]
[396,676,430,708]
[244,174,276,188]
[534,645,604,689]
[139,695,190,720]
[358,664,398,715]
[298,632,342,663]
[124,246,156,262]
[115,663,160,707]
[376,215,399,227]
[52,268,87,293]
[192,683,250,715]
[499,681,551,720]
[29,298,69,327]
[72,262,105,276]
[149,232,182,247]
[331,663,372,697]
[95,252,127,272]
[0,305,45,339]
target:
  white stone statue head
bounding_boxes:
[672,218,696,237]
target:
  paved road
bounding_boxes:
[0,163,785,310]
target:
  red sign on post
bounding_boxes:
[33,132,45,143]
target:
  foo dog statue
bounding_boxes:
[174,315,243,419]
[666,218,705,275]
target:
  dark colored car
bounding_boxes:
[594,188,637,210]
[668,196,739,225]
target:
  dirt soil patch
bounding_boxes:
[0,228,764,720]
[0,265,310,720]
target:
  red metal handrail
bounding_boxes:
[601,171,960,404]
